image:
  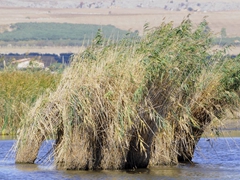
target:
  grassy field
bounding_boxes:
[0,70,60,134]
[0,7,240,54]
[0,22,133,43]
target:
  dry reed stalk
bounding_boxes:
[15,19,240,170]
[150,58,239,164]
[16,41,150,169]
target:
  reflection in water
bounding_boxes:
[0,136,240,180]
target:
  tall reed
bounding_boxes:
[0,70,60,134]
[15,19,240,170]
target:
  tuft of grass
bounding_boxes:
[15,18,240,170]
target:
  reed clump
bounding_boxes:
[0,70,60,134]
[15,19,240,170]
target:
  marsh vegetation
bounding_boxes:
[0,69,60,134]
[1,18,239,170]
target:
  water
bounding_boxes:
[0,136,240,180]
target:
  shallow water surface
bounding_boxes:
[0,136,240,180]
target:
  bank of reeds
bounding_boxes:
[15,19,240,170]
[0,70,60,134]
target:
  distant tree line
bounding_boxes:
[0,22,239,47]
[0,22,138,47]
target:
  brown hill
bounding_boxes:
[0,1,240,55]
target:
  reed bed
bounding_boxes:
[15,19,240,170]
[0,70,60,134]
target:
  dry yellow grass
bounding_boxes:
[15,19,240,170]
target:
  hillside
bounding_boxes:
[1,0,240,11]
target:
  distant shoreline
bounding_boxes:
[1,45,239,55]
[0,46,84,54]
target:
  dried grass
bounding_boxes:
[15,19,240,170]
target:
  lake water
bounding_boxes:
[0,135,240,180]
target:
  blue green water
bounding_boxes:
[0,136,240,180]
